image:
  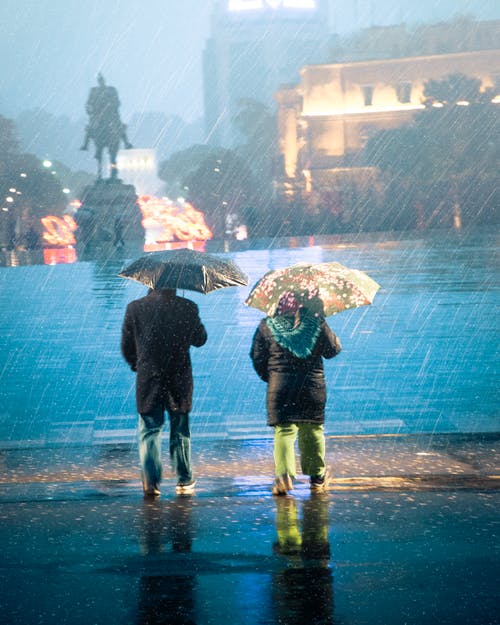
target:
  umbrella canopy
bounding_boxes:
[244,261,380,317]
[118,248,248,293]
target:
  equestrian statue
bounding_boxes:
[81,73,132,179]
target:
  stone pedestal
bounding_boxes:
[74,178,144,250]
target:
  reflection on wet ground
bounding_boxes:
[0,431,498,624]
[0,483,497,625]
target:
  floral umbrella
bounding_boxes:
[244,261,380,317]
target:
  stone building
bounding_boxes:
[275,48,500,212]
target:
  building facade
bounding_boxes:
[203,0,330,146]
[275,48,500,202]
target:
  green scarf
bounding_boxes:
[266,310,322,359]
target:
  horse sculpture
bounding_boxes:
[81,74,132,179]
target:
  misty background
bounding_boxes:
[1,0,499,175]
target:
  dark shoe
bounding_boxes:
[176,479,196,494]
[310,469,331,492]
[272,474,294,496]
[302,541,331,559]
[273,540,302,556]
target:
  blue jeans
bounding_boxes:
[138,405,192,488]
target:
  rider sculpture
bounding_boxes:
[81,73,132,179]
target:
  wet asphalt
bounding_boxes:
[0,433,499,625]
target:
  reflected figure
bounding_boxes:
[137,497,197,625]
[273,496,334,625]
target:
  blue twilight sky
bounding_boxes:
[0,0,499,124]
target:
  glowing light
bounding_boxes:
[137,195,213,247]
[144,240,207,253]
[40,215,78,246]
[456,100,470,106]
[303,103,425,117]
[283,0,315,6]
[62,188,71,194]
[229,0,263,10]
[43,247,77,265]
[492,95,500,104]
[432,102,445,108]
[235,225,248,241]
[228,0,315,9]
[42,160,52,168]
[9,188,16,192]
[6,196,14,203]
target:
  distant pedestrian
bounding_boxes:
[250,293,341,495]
[121,288,207,497]
[113,214,125,248]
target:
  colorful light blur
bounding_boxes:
[138,195,213,251]
[43,246,77,265]
[40,215,78,246]
[38,196,213,260]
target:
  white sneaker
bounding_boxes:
[176,479,196,494]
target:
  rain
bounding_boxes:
[0,1,499,624]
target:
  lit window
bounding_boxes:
[362,85,373,106]
[396,81,412,104]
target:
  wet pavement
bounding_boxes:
[1,231,498,623]
[0,433,498,625]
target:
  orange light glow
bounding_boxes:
[143,240,207,253]
[41,215,78,246]
[137,195,213,246]
[43,246,77,265]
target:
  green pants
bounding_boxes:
[274,423,326,479]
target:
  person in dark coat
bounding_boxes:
[121,288,207,496]
[250,292,341,495]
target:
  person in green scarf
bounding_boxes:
[250,291,342,495]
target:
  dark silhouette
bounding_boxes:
[81,73,132,179]
[250,293,342,495]
[137,498,197,625]
[121,288,207,497]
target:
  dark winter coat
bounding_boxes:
[121,290,207,415]
[250,315,341,426]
